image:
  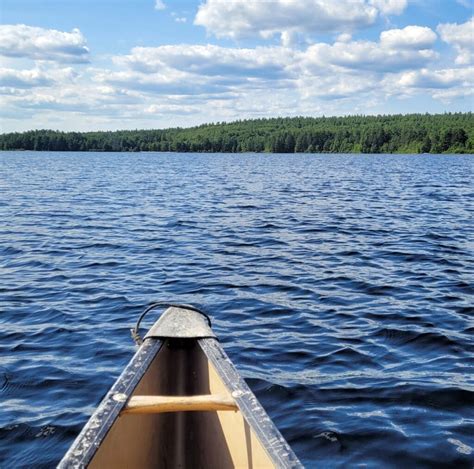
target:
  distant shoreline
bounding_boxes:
[1,113,473,154]
[1,150,472,155]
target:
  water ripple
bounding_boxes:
[0,151,473,467]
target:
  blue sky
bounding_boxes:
[1,0,473,132]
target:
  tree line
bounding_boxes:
[1,113,472,154]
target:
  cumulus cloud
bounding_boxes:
[380,26,437,50]
[384,67,474,101]
[369,0,407,15]
[85,44,302,121]
[2,77,143,118]
[0,66,78,91]
[155,0,166,10]
[144,104,197,116]
[432,86,474,101]
[109,25,438,95]
[395,67,473,89]
[194,0,403,40]
[297,72,378,100]
[0,68,54,89]
[337,33,353,43]
[97,25,440,105]
[0,24,89,63]
[304,26,438,73]
[2,13,471,132]
[114,44,294,80]
[437,17,474,64]
[95,68,232,96]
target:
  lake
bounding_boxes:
[1,151,473,467]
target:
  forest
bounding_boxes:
[1,113,472,154]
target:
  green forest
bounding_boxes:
[1,113,473,154]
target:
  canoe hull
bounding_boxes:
[58,309,302,468]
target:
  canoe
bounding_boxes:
[58,304,302,468]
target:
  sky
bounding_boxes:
[0,0,473,132]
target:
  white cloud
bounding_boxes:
[380,26,437,50]
[437,17,474,64]
[109,26,438,95]
[171,12,187,23]
[385,67,474,101]
[1,13,471,132]
[395,67,473,89]
[86,25,443,120]
[0,68,54,89]
[304,26,438,73]
[337,33,353,43]
[369,0,407,15]
[0,65,78,92]
[280,30,309,48]
[114,45,294,81]
[297,71,378,100]
[194,0,405,40]
[155,0,166,10]
[0,24,89,63]
[144,104,197,115]
[2,75,143,118]
[95,68,232,96]
[432,86,474,101]
[90,26,441,111]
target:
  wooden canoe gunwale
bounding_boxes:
[57,338,163,468]
[58,306,303,468]
[198,338,302,468]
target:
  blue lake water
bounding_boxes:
[1,151,473,467]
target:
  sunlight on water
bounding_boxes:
[1,151,473,467]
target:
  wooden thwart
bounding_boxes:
[121,394,238,415]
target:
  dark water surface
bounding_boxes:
[1,151,473,467]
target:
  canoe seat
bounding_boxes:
[121,394,238,415]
